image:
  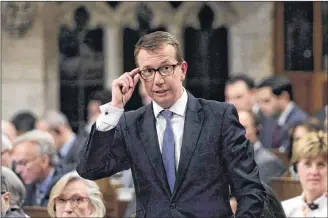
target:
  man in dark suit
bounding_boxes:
[42,110,86,171]
[77,31,265,218]
[257,76,308,151]
[10,130,65,207]
[238,110,286,184]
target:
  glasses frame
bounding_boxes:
[54,195,90,207]
[139,63,181,81]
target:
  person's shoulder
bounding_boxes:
[197,98,231,112]
[282,195,302,207]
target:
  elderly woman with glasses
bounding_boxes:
[282,131,327,217]
[47,171,106,218]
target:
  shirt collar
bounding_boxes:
[153,88,188,118]
[59,134,76,157]
[39,168,55,194]
[300,192,328,209]
[278,102,295,126]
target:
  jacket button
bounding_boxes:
[170,203,176,209]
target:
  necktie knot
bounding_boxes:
[161,110,173,121]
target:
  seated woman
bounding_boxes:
[286,120,322,179]
[47,171,106,218]
[282,131,327,217]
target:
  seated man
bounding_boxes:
[238,110,286,184]
[41,110,86,171]
[11,130,65,207]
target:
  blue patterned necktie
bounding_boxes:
[161,110,176,193]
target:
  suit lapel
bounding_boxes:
[137,104,171,196]
[172,93,204,197]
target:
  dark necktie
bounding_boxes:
[273,123,281,148]
[161,110,176,193]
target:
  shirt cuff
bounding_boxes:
[96,102,124,131]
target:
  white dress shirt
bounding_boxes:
[96,89,188,169]
[278,102,295,126]
[282,193,328,217]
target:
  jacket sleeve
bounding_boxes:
[221,104,266,218]
[76,123,131,180]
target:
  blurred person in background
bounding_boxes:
[286,120,323,179]
[282,131,327,217]
[313,104,327,131]
[2,135,13,168]
[10,110,37,136]
[1,120,17,142]
[11,130,64,207]
[42,110,86,171]
[225,74,263,117]
[257,76,308,151]
[85,90,112,135]
[1,167,29,217]
[47,171,106,218]
[238,110,286,184]
[1,174,11,217]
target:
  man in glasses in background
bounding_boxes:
[77,31,265,217]
[11,130,65,207]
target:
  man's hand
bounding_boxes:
[111,68,140,109]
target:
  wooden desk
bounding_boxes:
[23,206,50,218]
[270,177,302,201]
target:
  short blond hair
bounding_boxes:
[292,131,327,164]
[47,171,106,218]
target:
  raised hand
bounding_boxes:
[111,68,140,109]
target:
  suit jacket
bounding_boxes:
[259,105,308,150]
[61,135,86,172]
[253,141,286,185]
[77,93,266,218]
[23,166,65,207]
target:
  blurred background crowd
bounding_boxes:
[1,1,328,218]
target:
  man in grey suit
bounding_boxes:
[77,31,265,217]
[257,76,308,151]
[238,110,286,184]
[42,110,86,171]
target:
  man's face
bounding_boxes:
[225,81,253,111]
[256,87,280,117]
[238,111,257,144]
[137,44,187,109]
[11,141,44,184]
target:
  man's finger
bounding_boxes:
[133,74,140,87]
[128,68,140,77]
[126,74,134,87]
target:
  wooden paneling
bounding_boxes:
[274,2,327,114]
[24,207,50,218]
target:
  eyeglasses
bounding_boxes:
[55,196,89,207]
[13,156,40,167]
[139,63,180,81]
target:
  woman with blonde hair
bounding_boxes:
[282,131,327,217]
[47,171,106,218]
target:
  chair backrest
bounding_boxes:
[23,206,50,218]
[94,178,118,218]
[270,177,302,201]
[271,148,289,166]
